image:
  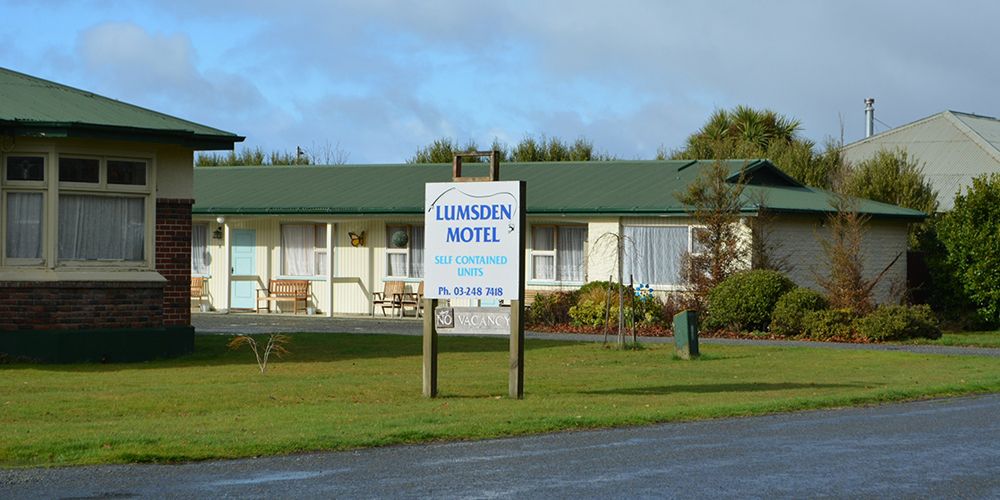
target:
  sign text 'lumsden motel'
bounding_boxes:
[424,181,521,301]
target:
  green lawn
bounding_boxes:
[907,330,1000,348]
[2,332,999,468]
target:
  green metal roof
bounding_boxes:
[0,67,243,150]
[193,159,926,222]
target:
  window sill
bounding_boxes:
[277,276,326,281]
[526,280,586,287]
[0,268,167,283]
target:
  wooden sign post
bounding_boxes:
[423,151,526,399]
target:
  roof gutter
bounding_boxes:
[0,120,244,150]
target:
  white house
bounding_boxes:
[191,159,924,317]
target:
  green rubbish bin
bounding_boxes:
[673,310,699,359]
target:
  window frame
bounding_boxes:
[622,225,690,287]
[530,224,587,283]
[279,223,329,277]
[385,223,424,279]
[0,149,155,269]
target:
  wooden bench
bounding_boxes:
[372,281,405,317]
[256,279,310,314]
[191,277,206,308]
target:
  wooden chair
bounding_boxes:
[256,279,310,314]
[372,281,405,317]
[399,281,425,317]
[191,277,206,308]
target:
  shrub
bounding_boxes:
[770,288,828,336]
[577,280,627,298]
[854,304,942,342]
[704,270,795,331]
[801,308,856,341]
[568,300,622,327]
[936,173,1000,328]
[525,291,578,326]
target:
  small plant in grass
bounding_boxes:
[227,333,292,374]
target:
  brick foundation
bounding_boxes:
[0,198,195,362]
[0,281,164,330]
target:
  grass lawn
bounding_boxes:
[2,332,1000,468]
[905,330,1000,348]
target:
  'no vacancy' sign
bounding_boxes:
[423,181,522,301]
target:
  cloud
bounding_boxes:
[74,21,269,134]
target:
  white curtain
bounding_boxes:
[532,226,555,280]
[387,253,407,277]
[315,225,327,276]
[191,224,209,274]
[623,226,688,285]
[282,225,315,276]
[6,192,43,259]
[59,195,144,261]
[557,226,586,281]
[411,225,424,278]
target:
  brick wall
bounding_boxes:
[0,198,194,332]
[155,198,193,326]
[0,281,164,330]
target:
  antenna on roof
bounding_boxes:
[865,98,875,138]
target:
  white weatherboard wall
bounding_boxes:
[771,217,907,304]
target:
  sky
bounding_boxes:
[2,1,998,164]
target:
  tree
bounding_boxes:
[663,105,840,189]
[810,194,902,317]
[675,160,750,306]
[669,105,801,159]
[303,140,351,165]
[508,135,615,162]
[407,137,482,164]
[196,146,312,166]
[935,173,1000,328]
[408,135,616,163]
[842,148,938,214]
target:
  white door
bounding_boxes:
[230,230,256,309]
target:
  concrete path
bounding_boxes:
[192,311,1000,357]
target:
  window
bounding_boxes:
[623,226,689,286]
[386,224,424,278]
[281,224,328,276]
[531,225,586,282]
[6,192,44,261]
[690,226,709,255]
[1,152,153,267]
[57,156,149,262]
[59,195,144,260]
[192,224,209,275]
[3,155,46,265]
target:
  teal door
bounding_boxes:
[230,230,257,310]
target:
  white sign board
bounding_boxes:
[424,181,521,300]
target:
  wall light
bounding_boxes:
[213,216,225,239]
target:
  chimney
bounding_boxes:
[865,98,875,138]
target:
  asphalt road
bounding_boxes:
[3,394,1000,499]
[3,313,999,499]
